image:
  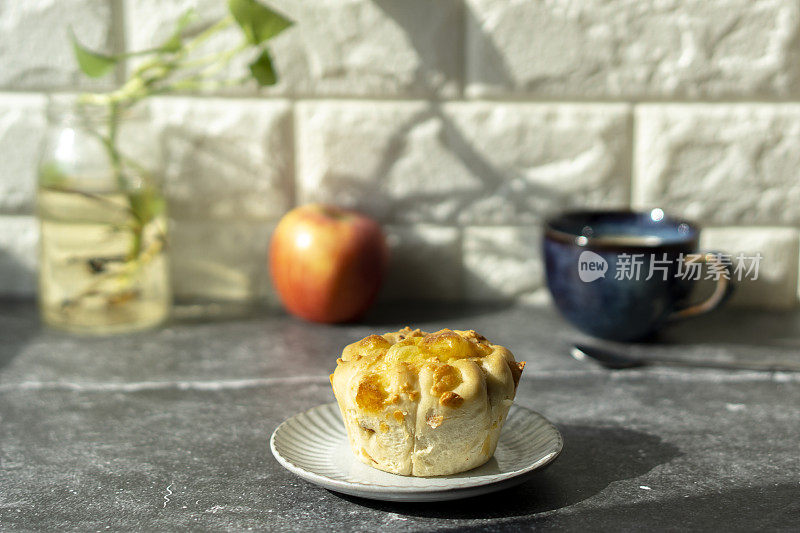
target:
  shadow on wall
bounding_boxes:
[326,3,619,302]
[375,0,516,89]
[373,227,541,308]
[360,300,514,327]
[318,100,573,224]
[331,99,561,302]
[0,249,39,371]
[324,6,588,224]
[339,423,682,518]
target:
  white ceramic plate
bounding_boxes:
[270,402,563,502]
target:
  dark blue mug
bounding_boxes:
[543,209,733,342]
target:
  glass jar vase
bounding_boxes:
[37,96,170,334]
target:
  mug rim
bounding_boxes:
[544,208,700,248]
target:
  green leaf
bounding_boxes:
[159,8,196,53]
[38,162,70,188]
[70,28,117,78]
[249,48,277,86]
[129,188,166,226]
[228,0,293,45]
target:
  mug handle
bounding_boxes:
[669,252,735,320]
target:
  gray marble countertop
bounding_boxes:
[1,299,798,531]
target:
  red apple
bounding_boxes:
[269,203,388,323]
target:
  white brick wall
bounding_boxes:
[0,95,46,214]
[150,97,293,221]
[700,227,800,309]
[466,0,800,99]
[297,102,630,225]
[1,0,799,309]
[170,219,276,302]
[0,0,117,90]
[634,104,800,225]
[463,226,547,304]
[126,0,462,97]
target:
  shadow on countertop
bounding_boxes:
[359,301,515,328]
[444,482,800,532]
[558,306,800,366]
[657,308,800,349]
[337,423,681,519]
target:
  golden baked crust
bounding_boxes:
[331,327,525,476]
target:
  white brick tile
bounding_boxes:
[297,101,631,225]
[0,216,38,296]
[381,225,461,301]
[466,0,800,99]
[0,94,46,215]
[0,0,115,90]
[125,0,221,49]
[700,227,799,309]
[149,97,293,221]
[170,219,275,302]
[463,226,545,304]
[634,105,800,226]
[126,0,461,97]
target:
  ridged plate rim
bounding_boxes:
[270,402,563,502]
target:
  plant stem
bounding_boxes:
[165,76,250,92]
[42,184,135,215]
[60,232,166,313]
[101,102,147,261]
[77,17,235,109]
[107,103,123,187]
[183,15,234,55]
[63,7,278,313]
